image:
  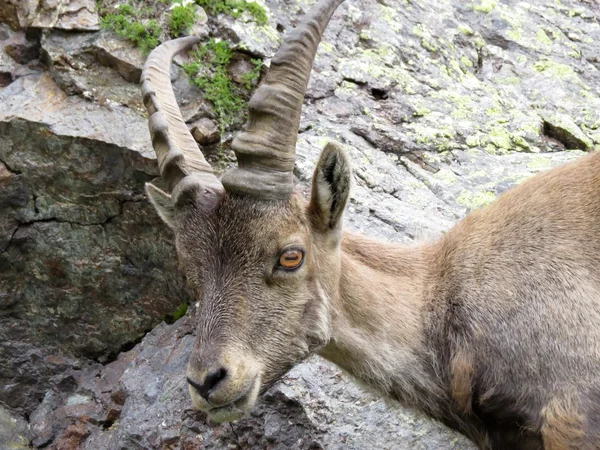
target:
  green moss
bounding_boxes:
[320,42,334,53]
[460,55,474,68]
[527,156,551,169]
[240,58,263,89]
[507,27,523,41]
[485,106,503,116]
[100,4,161,55]
[474,0,497,13]
[196,0,267,25]
[496,76,520,85]
[457,190,496,209]
[512,135,531,151]
[409,122,456,147]
[413,105,431,117]
[412,24,438,53]
[183,39,262,134]
[457,24,474,35]
[169,2,196,36]
[465,135,481,147]
[380,6,402,32]
[533,59,576,78]
[488,126,512,150]
[165,303,188,324]
[535,29,552,46]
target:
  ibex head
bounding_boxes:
[142,0,348,422]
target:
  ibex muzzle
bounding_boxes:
[141,0,600,448]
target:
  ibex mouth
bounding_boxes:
[196,375,261,423]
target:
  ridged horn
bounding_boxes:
[220,0,346,200]
[141,36,222,195]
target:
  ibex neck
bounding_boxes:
[318,232,442,411]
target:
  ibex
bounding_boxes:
[140,0,600,448]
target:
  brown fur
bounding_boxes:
[450,349,475,415]
[148,146,600,448]
[541,395,587,450]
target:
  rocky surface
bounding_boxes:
[0,405,30,449]
[0,0,598,448]
[0,0,100,31]
[0,72,193,413]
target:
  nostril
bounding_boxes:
[205,367,227,391]
[188,367,228,401]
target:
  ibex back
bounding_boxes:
[140,0,600,448]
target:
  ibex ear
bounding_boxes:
[309,142,352,232]
[146,182,175,228]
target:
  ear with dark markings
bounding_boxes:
[146,182,175,228]
[146,177,223,228]
[309,142,352,232]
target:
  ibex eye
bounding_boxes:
[278,248,304,271]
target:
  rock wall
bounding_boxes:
[0,0,598,448]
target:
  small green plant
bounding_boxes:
[169,1,196,36]
[165,303,188,324]
[240,58,263,89]
[195,0,268,25]
[100,4,161,55]
[183,39,263,134]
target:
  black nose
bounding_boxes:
[187,367,228,401]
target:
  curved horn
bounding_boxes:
[221,0,346,200]
[141,36,222,194]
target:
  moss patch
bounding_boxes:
[169,1,197,36]
[474,0,497,13]
[100,3,161,55]
[183,39,263,133]
[196,0,267,25]
[457,190,496,209]
[533,59,576,78]
[165,303,188,324]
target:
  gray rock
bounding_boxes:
[93,31,145,83]
[0,0,99,31]
[0,406,30,450]
[23,317,475,450]
[191,117,221,146]
[0,24,42,86]
[0,0,33,30]
[41,30,146,113]
[170,64,213,123]
[0,73,193,414]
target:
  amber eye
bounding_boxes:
[278,248,304,271]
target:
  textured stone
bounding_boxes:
[0,0,99,31]
[0,406,30,449]
[191,117,220,146]
[0,73,193,414]
[21,317,475,449]
[40,31,145,112]
[0,24,42,86]
[0,0,33,30]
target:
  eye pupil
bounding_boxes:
[279,249,304,270]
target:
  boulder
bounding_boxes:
[0,73,193,414]
[191,117,221,146]
[0,406,30,450]
[0,0,99,31]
